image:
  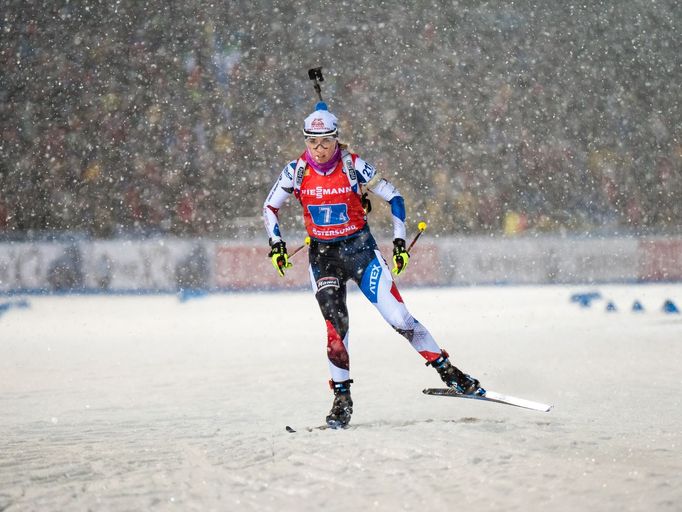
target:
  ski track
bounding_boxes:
[1,285,681,511]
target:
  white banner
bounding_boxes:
[439,237,639,285]
[0,242,75,291]
[81,239,205,291]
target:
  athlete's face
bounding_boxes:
[305,136,338,164]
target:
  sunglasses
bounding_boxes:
[304,136,337,149]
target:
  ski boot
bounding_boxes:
[427,351,482,395]
[326,379,353,429]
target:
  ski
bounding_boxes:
[423,388,553,412]
[285,424,330,433]
[285,423,350,433]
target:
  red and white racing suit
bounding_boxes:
[263,151,446,383]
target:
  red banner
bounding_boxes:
[639,239,682,281]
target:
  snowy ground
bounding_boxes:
[1,283,681,511]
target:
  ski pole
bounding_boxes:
[406,222,427,253]
[289,237,311,258]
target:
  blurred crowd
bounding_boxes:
[1,0,680,239]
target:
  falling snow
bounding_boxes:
[1,1,680,239]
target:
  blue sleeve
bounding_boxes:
[389,196,406,222]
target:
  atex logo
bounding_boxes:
[368,262,381,295]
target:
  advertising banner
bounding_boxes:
[0,236,679,293]
[638,239,682,281]
[0,242,77,292]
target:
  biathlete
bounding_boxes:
[263,102,481,429]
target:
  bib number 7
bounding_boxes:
[307,204,349,226]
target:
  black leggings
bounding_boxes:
[308,228,442,382]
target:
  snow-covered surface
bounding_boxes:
[1,284,681,511]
